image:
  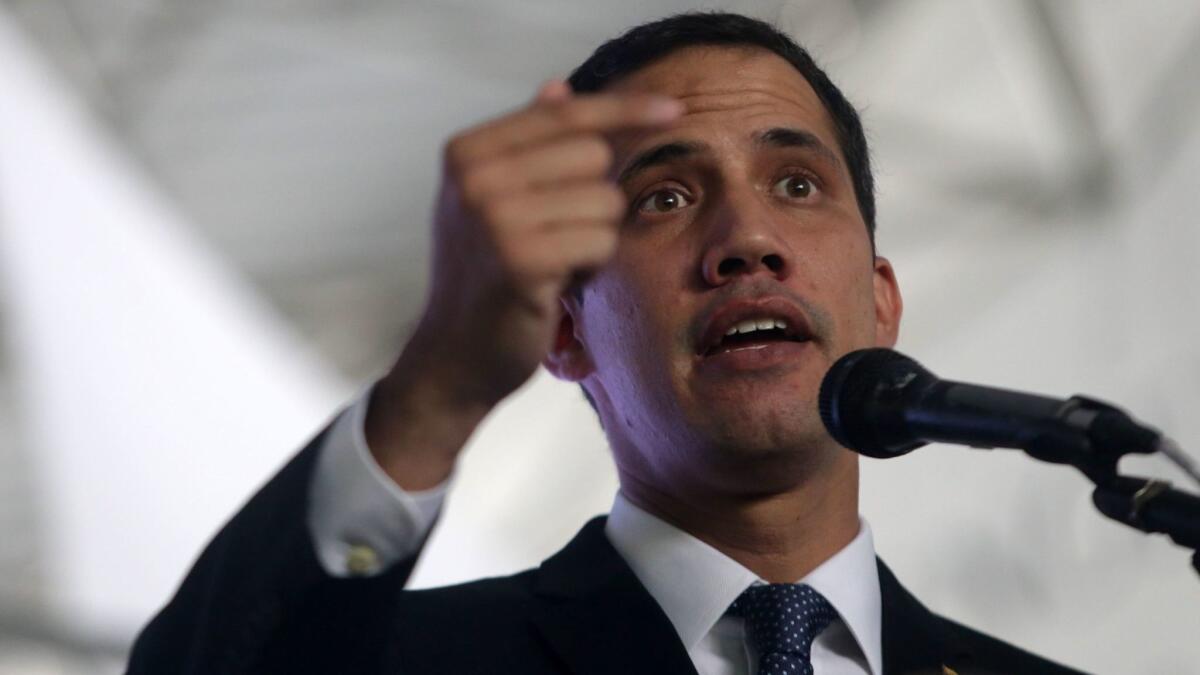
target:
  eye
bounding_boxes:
[636,188,692,214]
[772,174,816,200]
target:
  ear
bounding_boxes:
[872,256,903,348]
[542,296,595,382]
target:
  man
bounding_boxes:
[128,12,1084,675]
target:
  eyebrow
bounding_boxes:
[617,141,707,184]
[756,127,842,168]
[616,127,842,186]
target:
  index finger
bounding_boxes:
[451,93,683,164]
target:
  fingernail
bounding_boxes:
[647,97,684,121]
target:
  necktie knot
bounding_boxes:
[729,583,837,675]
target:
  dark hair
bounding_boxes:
[568,11,876,242]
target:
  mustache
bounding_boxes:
[685,280,833,344]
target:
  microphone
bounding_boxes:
[817,348,1162,463]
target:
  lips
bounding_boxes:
[696,297,814,357]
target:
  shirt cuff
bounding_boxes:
[307,384,449,577]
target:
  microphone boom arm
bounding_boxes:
[1001,393,1200,577]
[960,392,1200,579]
[1091,476,1200,577]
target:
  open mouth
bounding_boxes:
[701,315,812,357]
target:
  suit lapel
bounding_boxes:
[878,558,974,675]
[528,523,976,675]
[529,517,699,675]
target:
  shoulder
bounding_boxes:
[400,568,542,618]
[877,559,1088,675]
[386,570,569,674]
[935,615,1089,675]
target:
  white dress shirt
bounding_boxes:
[607,493,881,675]
[307,396,883,674]
[307,392,447,575]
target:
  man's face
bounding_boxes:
[557,46,901,495]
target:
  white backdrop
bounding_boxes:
[0,10,352,644]
[0,2,1197,673]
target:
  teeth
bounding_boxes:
[723,317,790,336]
[735,320,758,334]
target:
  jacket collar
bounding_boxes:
[877,558,970,675]
[606,493,883,673]
[530,516,700,675]
[530,517,974,675]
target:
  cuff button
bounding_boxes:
[346,544,379,576]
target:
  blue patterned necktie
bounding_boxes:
[728,583,838,675]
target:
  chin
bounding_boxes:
[702,389,818,440]
[689,406,836,473]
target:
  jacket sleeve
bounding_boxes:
[125,426,424,675]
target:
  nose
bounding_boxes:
[699,192,793,287]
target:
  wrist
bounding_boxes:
[365,342,493,491]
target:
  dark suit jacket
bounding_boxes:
[127,430,1087,675]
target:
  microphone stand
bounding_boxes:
[1091,477,1200,576]
[1020,396,1200,578]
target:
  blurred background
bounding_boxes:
[0,0,1197,672]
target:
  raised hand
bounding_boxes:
[366,82,682,488]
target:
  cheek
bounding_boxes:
[583,276,686,431]
[586,267,665,362]
[803,233,877,339]
[583,254,690,404]
[604,242,685,329]
[845,265,881,342]
[618,289,680,359]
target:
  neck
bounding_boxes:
[617,451,860,583]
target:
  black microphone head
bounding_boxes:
[819,348,935,458]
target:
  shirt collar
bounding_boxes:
[605,491,882,675]
[803,514,882,675]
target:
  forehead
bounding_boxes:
[604,45,841,159]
